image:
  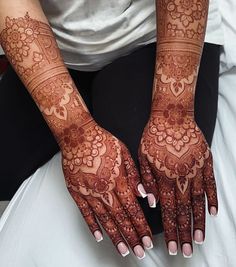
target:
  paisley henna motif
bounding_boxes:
[156,52,199,97]
[139,0,218,251]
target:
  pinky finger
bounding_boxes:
[69,189,103,241]
[203,153,218,216]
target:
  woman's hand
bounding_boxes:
[59,119,153,259]
[138,96,218,257]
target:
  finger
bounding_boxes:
[138,152,159,205]
[122,144,144,198]
[68,189,103,242]
[108,193,145,253]
[158,177,178,255]
[115,174,153,249]
[191,170,206,244]
[203,152,218,216]
[176,178,193,258]
[85,195,130,257]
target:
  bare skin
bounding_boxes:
[139,0,218,257]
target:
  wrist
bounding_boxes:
[150,90,195,120]
[57,117,96,151]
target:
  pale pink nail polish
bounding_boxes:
[134,245,146,260]
[142,236,153,250]
[210,206,218,216]
[138,184,147,198]
[117,242,130,257]
[94,230,103,242]
[168,241,177,255]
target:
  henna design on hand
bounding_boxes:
[139,0,218,252]
[0,13,153,255]
[60,121,153,253]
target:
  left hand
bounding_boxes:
[138,98,218,257]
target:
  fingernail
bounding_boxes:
[138,184,147,198]
[210,206,218,217]
[142,236,153,250]
[94,230,103,242]
[117,242,130,257]
[148,194,156,208]
[134,245,146,260]
[194,230,203,245]
[182,243,192,258]
[168,241,177,255]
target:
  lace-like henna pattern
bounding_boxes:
[0,13,91,132]
[0,14,153,255]
[158,0,208,43]
[61,122,152,251]
[139,0,218,250]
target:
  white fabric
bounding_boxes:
[39,0,223,71]
[0,0,223,70]
[1,47,236,266]
[39,0,156,71]
[205,0,224,45]
[218,0,236,71]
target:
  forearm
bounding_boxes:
[153,0,209,110]
[0,0,92,146]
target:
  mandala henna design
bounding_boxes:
[0,13,153,254]
[61,121,153,250]
[138,0,218,250]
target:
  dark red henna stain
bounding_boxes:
[139,0,218,251]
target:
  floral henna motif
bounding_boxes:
[0,14,62,85]
[61,121,152,250]
[157,0,209,45]
[0,13,91,132]
[156,52,199,97]
[141,105,209,194]
[0,14,153,254]
[32,73,74,120]
[61,123,120,207]
[167,0,207,27]
[138,0,218,251]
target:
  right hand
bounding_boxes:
[59,118,153,259]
